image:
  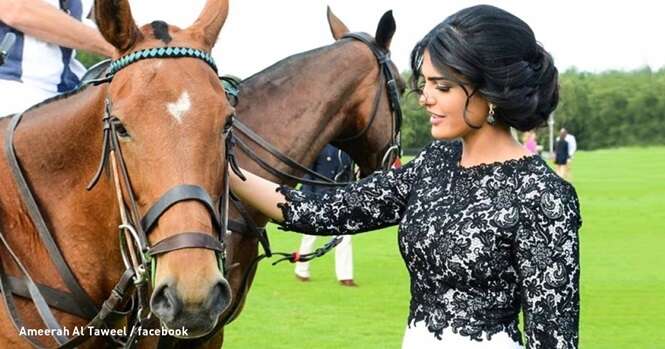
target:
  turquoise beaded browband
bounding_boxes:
[108,46,217,77]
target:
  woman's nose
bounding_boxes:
[419,91,433,106]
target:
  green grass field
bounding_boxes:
[224,147,665,348]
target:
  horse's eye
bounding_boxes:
[111,119,131,139]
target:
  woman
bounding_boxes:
[231,5,581,348]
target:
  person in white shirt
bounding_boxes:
[561,128,577,180]
[0,0,114,116]
[564,130,577,158]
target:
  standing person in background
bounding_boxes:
[0,0,114,116]
[563,128,577,180]
[294,144,357,287]
[555,128,570,180]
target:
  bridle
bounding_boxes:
[334,32,403,170]
[214,32,404,326]
[226,31,403,190]
[0,46,234,348]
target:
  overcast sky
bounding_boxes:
[129,0,665,79]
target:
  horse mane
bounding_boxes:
[242,40,347,83]
[23,84,92,114]
[0,84,93,119]
[21,57,112,115]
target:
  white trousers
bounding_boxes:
[294,235,353,280]
[0,80,57,117]
[402,322,523,349]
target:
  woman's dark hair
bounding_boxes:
[410,5,558,131]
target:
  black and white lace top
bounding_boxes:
[277,141,581,348]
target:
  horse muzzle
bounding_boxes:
[150,276,231,338]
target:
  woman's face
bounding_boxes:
[418,50,489,140]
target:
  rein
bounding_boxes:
[336,32,403,170]
[0,46,234,348]
[225,32,403,190]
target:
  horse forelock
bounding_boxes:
[150,20,173,44]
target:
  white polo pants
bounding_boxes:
[294,234,353,281]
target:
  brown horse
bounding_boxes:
[0,0,234,347]
[200,8,404,347]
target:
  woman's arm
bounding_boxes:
[229,167,286,222]
[230,143,433,236]
[517,183,582,348]
[0,0,115,57]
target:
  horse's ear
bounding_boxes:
[375,10,396,50]
[327,6,349,40]
[94,0,140,52]
[187,0,229,48]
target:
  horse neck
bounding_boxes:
[13,86,109,196]
[0,85,125,302]
[9,86,121,261]
[235,43,373,181]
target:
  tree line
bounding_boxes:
[400,68,665,151]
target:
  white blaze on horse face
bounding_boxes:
[167,91,192,124]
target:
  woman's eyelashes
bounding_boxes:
[416,75,453,94]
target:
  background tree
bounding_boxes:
[399,68,665,153]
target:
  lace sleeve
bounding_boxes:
[275,143,435,236]
[517,181,582,349]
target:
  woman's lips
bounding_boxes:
[430,113,445,126]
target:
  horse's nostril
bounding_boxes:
[150,283,183,323]
[205,280,232,315]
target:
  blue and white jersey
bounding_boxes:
[0,0,93,94]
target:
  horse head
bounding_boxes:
[95,0,232,337]
[327,8,405,176]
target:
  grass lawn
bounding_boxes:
[223,146,665,348]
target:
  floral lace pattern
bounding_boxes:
[277,141,581,348]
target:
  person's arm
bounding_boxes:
[0,0,114,57]
[568,136,577,158]
[517,182,581,348]
[230,143,432,235]
[229,169,286,222]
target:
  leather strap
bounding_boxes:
[4,277,89,319]
[334,64,385,142]
[0,228,138,348]
[4,112,99,319]
[229,195,271,256]
[337,32,403,163]
[141,184,221,234]
[233,120,348,186]
[0,233,69,345]
[211,253,265,335]
[56,268,137,349]
[148,232,224,257]
[233,131,347,187]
